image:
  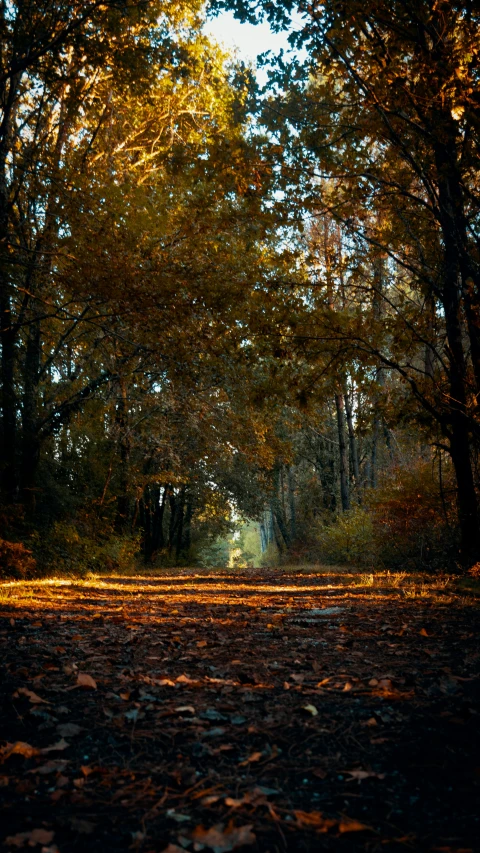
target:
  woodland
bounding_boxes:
[0,0,479,576]
[0,3,480,852]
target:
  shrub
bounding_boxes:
[0,539,37,578]
[314,507,379,568]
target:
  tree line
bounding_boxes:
[0,0,478,575]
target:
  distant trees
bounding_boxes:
[214,0,480,565]
[1,0,478,574]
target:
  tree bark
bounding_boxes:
[20,318,41,509]
[114,378,131,533]
[344,387,360,492]
[335,393,349,511]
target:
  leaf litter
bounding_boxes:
[0,568,479,852]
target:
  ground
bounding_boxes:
[0,568,479,853]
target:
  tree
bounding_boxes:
[213,0,480,565]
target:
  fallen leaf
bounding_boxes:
[191,821,255,852]
[14,687,48,704]
[344,768,385,781]
[56,723,83,737]
[294,811,336,832]
[419,628,429,636]
[28,759,69,775]
[338,818,371,833]
[176,674,196,684]
[76,673,97,689]
[2,741,39,760]
[201,795,221,806]
[4,828,54,847]
[41,739,69,754]
[239,751,262,766]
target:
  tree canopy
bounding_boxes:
[0,0,479,574]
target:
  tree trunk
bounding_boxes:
[434,139,479,565]
[287,466,296,540]
[114,379,131,533]
[151,486,166,553]
[335,393,349,511]
[344,387,360,492]
[175,486,186,563]
[183,491,193,557]
[0,75,21,501]
[21,318,41,509]
[0,289,17,498]
[449,419,479,566]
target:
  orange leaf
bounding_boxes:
[338,818,371,833]
[191,821,255,852]
[239,751,262,766]
[3,741,39,760]
[14,687,49,704]
[294,811,336,832]
[76,673,97,689]
[5,829,54,847]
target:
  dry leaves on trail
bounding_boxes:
[13,687,48,704]
[40,738,69,754]
[1,569,479,853]
[4,828,55,848]
[344,768,386,781]
[338,818,372,833]
[238,751,262,766]
[76,672,97,689]
[294,811,337,832]
[293,810,372,834]
[1,741,39,760]
[191,821,256,852]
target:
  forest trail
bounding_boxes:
[1,569,479,853]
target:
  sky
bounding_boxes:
[203,10,306,83]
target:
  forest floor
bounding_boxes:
[0,568,479,853]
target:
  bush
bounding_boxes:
[366,461,459,571]
[32,517,141,577]
[308,459,459,572]
[314,507,379,568]
[0,539,37,578]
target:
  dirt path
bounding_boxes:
[1,570,479,853]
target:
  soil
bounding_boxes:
[0,569,479,853]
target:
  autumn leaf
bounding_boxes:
[160,846,185,853]
[4,828,55,847]
[76,673,97,689]
[2,741,39,760]
[338,818,371,833]
[191,822,255,852]
[28,759,69,775]
[41,738,70,754]
[344,768,385,781]
[13,687,49,704]
[294,811,336,832]
[238,751,262,766]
